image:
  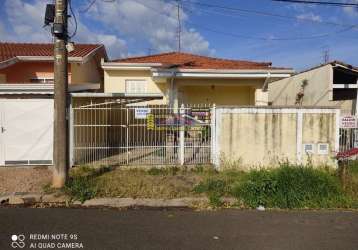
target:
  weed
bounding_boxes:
[232,165,349,209]
[64,175,97,203]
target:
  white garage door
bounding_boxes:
[0,99,54,165]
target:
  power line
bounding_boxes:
[272,0,358,7]
[174,0,357,28]
[80,0,116,13]
[156,0,357,41]
[68,0,77,38]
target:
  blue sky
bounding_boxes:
[0,0,357,70]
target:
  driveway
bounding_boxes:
[0,208,357,250]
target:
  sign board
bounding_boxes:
[340,116,358,129]
[135,108,151,119]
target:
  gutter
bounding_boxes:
[101,60,163,70]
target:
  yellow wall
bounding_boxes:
[217,108,337,169]
[179,85,255,105]
[71,57,102,84]
[104,69,267,106]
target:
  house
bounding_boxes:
[0,42,107,166]
[101,52,294,106]
[269,61,358,115]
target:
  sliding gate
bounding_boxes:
[72,102,212,166]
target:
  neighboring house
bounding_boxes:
[102,52,294,106]
[269,61,358,115]
[0,42,107,166]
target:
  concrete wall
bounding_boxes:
[214,107,339,169]
[71,57,102,84]
[269,64,354,114]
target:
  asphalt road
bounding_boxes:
[0,208,357,250]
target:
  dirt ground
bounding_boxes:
[0,166,52,195]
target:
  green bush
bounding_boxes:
[64,167,99,203]
[232,165,348,209]
[64,175,97,203]
[193,178,231,207]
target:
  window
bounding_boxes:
[125,80,147,94]
[303,144,315,154]
[317,144,329,155]
[30,77,54,84]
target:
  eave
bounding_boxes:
[0,83,100,95]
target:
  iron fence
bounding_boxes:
[72,102,213,166]
[339,128,358,152]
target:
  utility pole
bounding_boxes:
[52,0,69,188]
[177,0,181,52]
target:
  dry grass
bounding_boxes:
[96,168,205,199]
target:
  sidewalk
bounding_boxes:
[0,166,52,195]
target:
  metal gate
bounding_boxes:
[72,102,213,166]
[339,128,358,152]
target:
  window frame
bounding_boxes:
[125,79,148,94]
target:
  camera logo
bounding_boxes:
[11,235,25,249]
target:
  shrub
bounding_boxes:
[64,175,97,203]
[64,166,103,203]
[232,165,347,209]
[193,178,231,207]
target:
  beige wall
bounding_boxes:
[269,64,354,114]
[177,78,262,106]
[216,108,338,169]
[104,69,267,106]
[71,57,102,84]
[104,69,167,105]
[178,85,255,105]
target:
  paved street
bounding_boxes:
[0,208,357,250]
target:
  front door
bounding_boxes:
[0,99,54,166]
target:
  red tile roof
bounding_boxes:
[0,42,105,64]
[115,52,288,70]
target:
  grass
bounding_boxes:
[59,163,358,209]
[231,165,351,209]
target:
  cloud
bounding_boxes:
[86,0,213,56]
[296,13,322,22]
[0,0,128,58]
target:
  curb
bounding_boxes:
[0,193,69,205]
[0,193,237,208]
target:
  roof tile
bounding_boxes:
[0,42,104,63]
[114,52,289,70]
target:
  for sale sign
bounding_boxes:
[340,116,358,128]
[135,108,151,119]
